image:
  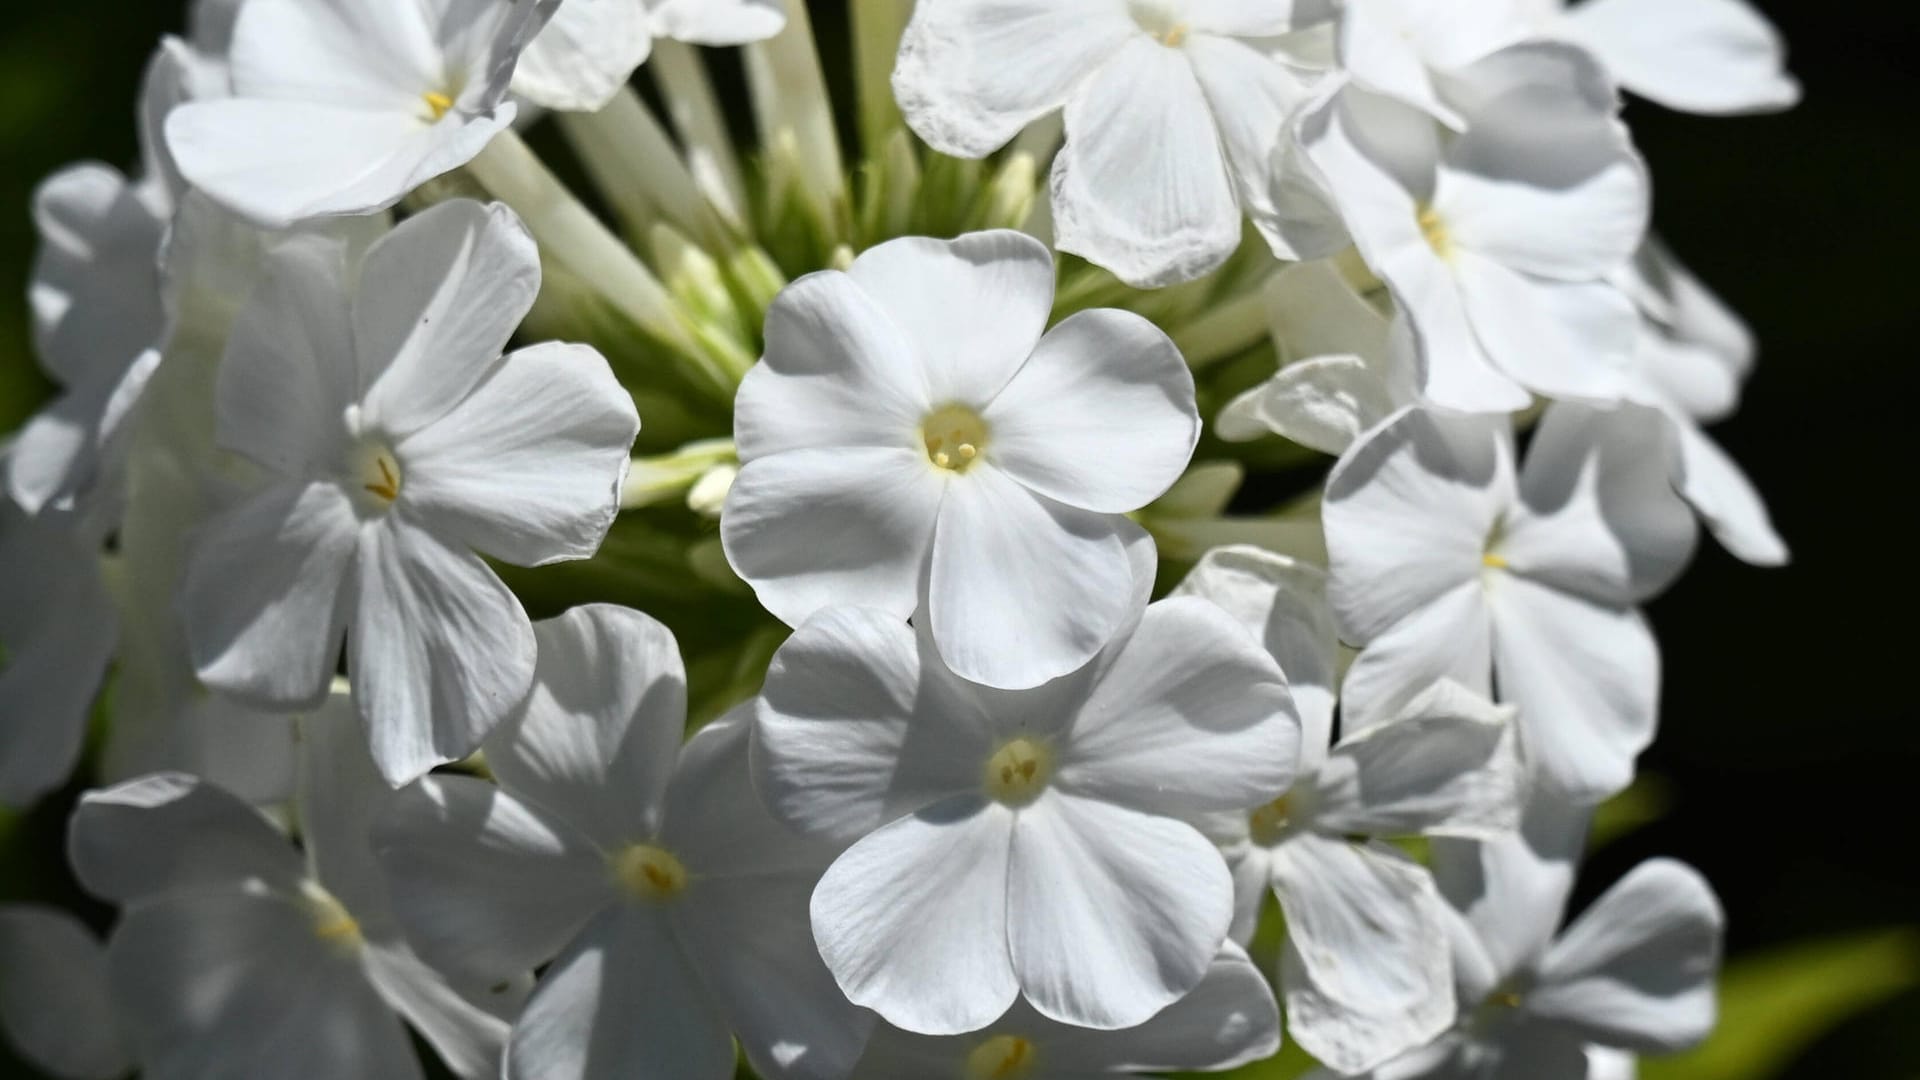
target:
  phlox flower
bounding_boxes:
[0,904,130,1080]
[894,0,1333,286]
[176,199,639,786]
[165,0,560,227]
[516,0,786,112]
[1177,545,1522,1074]
[0,494,117,808]
[1349,807,1723,1078]
[1323,403,1698,802]
[1520,0,1800,115]
[373,605,873,1080]
[753,553,1302,1036]
[68,697,522,1080]
[1296,46,1648,412]
[723,230,1199,690]
[848,944,1280,1079]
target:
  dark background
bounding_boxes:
[1,1,1915,1076]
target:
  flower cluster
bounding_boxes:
[0,0,1794,1078]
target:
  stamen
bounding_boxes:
[424,91,455,122]
[1417,204,1454,260]
[984,738,1052,807]
[610,843,690,902]
[1482,552,1509,570]
[965,1034,1037,1080]
[302,884,364,954]
[921,404,990,474]
[1247,794,1293,847]
[364,454,401,503]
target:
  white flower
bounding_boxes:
[723,230,1199,690]
[176,199,639,786]
[894,0,1331,286]
[1356,814,1724,1079]
[1215,257,1415,454]
[0,904,130,1080]
[1524,0,1800,115]
[1323,403,1698,802]
[515,0,786,112]
[1614,241,1787,566]
[848,943,1280,1078]
[753,564,1302,1035]
[68,697,522,1080]
[1334,0,1530,126]
[0,494,118,809]
[1296,46,1648,412]
[1177,545,1523,1073]
[164,0,559,227]
[373,605,873,1080]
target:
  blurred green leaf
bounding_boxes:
[1643,928,1920,1080]
[1589,774,1673,851]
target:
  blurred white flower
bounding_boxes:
[0,904,130,1080]
[1524,0,1800,115]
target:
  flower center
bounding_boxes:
[1417,203,1454,260]
[921,404,989,473]
[1481,516,1509,571]
[424,91,455,122]
[965,1034,1038,1080]
[1247,794,1294,847]
[1130,0,1191,46]
[983,738,1052,807]
[610,843,689,902]
[353,442,403,508]
[302,883,363,955]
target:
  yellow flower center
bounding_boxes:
[1482,516,1509,571]
[1247,794,1294,847]
[610,843,689,902]
[303,884,363,954]
[352,442,403,507]
[965,1034,1038,1080]
[984,738,1052,807]
[921,404,989,473]
[1130,1,1191,46]
[1417,203,1454,260]
[424,91,455,122]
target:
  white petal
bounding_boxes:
[180,480,357,710]
[1307,682,1520,838]
[893,0,1134,158]
[1505,402,1699,605]
[351,515,537,786]
[811,797,1019,1035]
[1323,406,1510,644]
[68,773,303,903]
[374,775,610,984]
[1272,836,1454,1073]
[356,200,543,438]
[755,607,993,842]
[486,605,686,849]
[1217,355,1398,454]
[29,162,164,388]
[1565,0,1800,114]
[515,0,652,112]
[1173,544,1339,757]
[228,0,445,108]
[650,0,787,45]
[1530,859,1724,1052]
[1057,597,1299,814]
[216,233,357,476]
[108,890,422,1080]
[1452,255,1634,403]
[361,943,513,1080]
[927,465,1133,689]
[1337,580,1494,732]
[507,905,733,1080]
[982,308,1198,513]
[1338,0,1459,125]
[1051,942,1282,1072]
[1673,422,1788,566]
[1007,793,1233,1030]
[846,231,1057,406]
[398,342,637,566]
[0,905,131,1080]
[722,446,945,629]
[1053,36,1243,287]
[295,696,406,928]
[735,270,931,460]
[1429,800,1590,986]
[1187,34,1318,239]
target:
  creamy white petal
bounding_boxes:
[1048,942,1282,1072]
[0,905,131,1080]
[1452,256,1634,403]
[893,0,1135,158]
[1529,859,1723,1053]
[1057,597,1298,814]
[1273,836,1454,1073]
[1307,682,1520,838]
[1337,581,1494,732]
[846,231,1057,406]
[375,775,611,984]
[486,605,686,850]
[1565,0,1799,114]
[1429,800,1590,985]
[755,606,995,842]
[811,796,1020,1035]
[1007,793,1233,1030]
[515,0,652,112]
[68,773,303,903]
[1053,36,1243,287]
[1672,422,1787,566]
[927,465,1134,689]
[351,514,537,786]
[179,481,358,710]
[356,200,542,438]
[723,447,946,629]
[1187,33,1319,245]
[361,943,514,1080]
